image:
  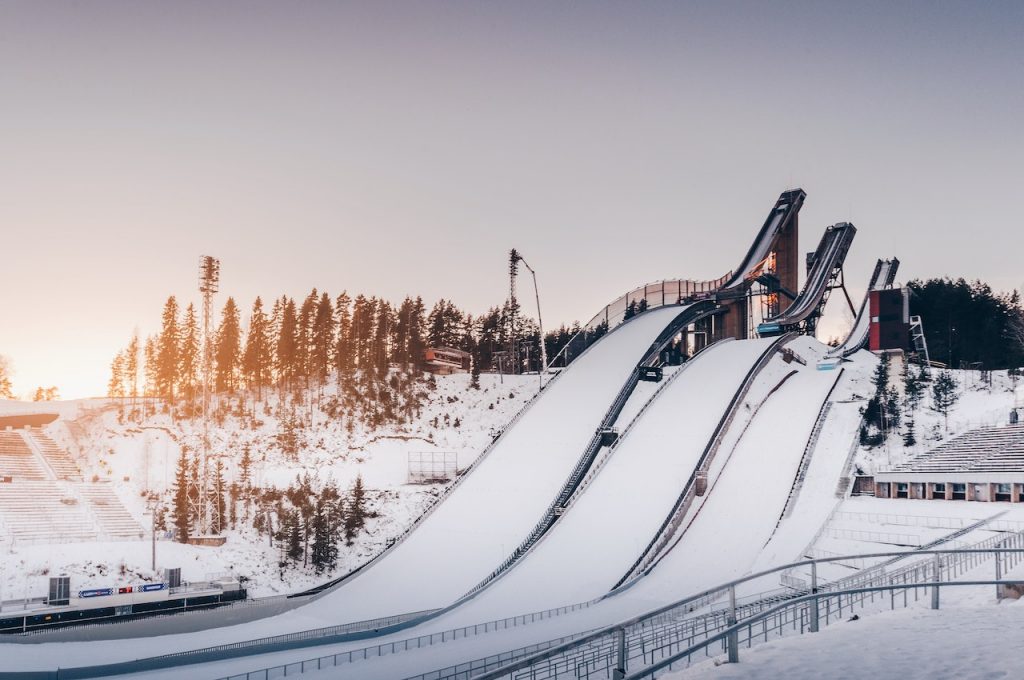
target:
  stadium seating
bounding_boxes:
[75,483,144,539]
[894,424,1024,473]
[0,481,98,543]
[0,431,47,480]
[23,429,83,480]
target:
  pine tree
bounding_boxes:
[285,509,303,563]
[172,450,191,543]
[351,295,373,370]
[931,370,960,432]
[334,292,353,382]
[311,292,334,401]
[215,297,243,393]
[344,474,367,544]
[310,483,341,574]
[374,299,393,378]
[156,296,181,407]
[469,356,481,390]
[125,333,140,418]
[0,356,13,400]
[179,304,201,412]
[276,298,299,393]
[108,350,126,401]
[297,290,319,393]
[409,297,427,371]
[243,297,272,402]
[903,414,917,447]
[239,445,253,521]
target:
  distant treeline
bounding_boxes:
[910,278,1024,370]
[108,290,594,416]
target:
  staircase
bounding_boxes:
[22,430,83,481]
[0,431,48,480]
[76,483,145,539]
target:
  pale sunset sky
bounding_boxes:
[1,1,1021,398]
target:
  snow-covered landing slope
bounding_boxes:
[272,305,692,624]
[624,337,840,603]
[440,338,776,621]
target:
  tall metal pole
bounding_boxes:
[151,503,157,571]
[510,251,547,390]
[508,250,519,374]
[199,256,220,536]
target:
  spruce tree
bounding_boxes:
[243,297,272,402]
[157,296,181,405]
[344,474,367,544]
[179,304,201,412]
[931,370,960,432]
[0,356,13,400]
[172,450,191,543]
[311,292,335,397]
[470,356,481,390]
[334,292,353,382]
[125,333,140,418]
[108,351,126,400]
[216,297,243,393]
[212,458,227,534]
[277,298,299,393]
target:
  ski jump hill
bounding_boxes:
[0,188,904,679]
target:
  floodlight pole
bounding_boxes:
[198,256,220,536]
[510,251,547,391]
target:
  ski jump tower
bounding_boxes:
[718,189,804,340]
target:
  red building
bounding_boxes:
[869,288,909,352]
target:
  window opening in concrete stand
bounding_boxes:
[952,483,967,500]
[896,482,909,499]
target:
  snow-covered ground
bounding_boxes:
[672,600,1024,679]
[0,335,1021,679]
[1,372,537,600]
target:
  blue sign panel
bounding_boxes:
[78,588,114,598]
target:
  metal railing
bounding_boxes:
[470,532,1024,680]
[545,277,730,369]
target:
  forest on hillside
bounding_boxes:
[106,290,603,428]
[909,278,1024,370]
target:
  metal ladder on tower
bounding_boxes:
[909,315,931,371]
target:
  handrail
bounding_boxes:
[545,279,728,370]
[624,575,1024,679]
[468,537,1024,680]
[613,333,795,588]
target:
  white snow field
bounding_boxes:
[2,338,1021,680]
[671,600,1024,680]
[0,305,693,670]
